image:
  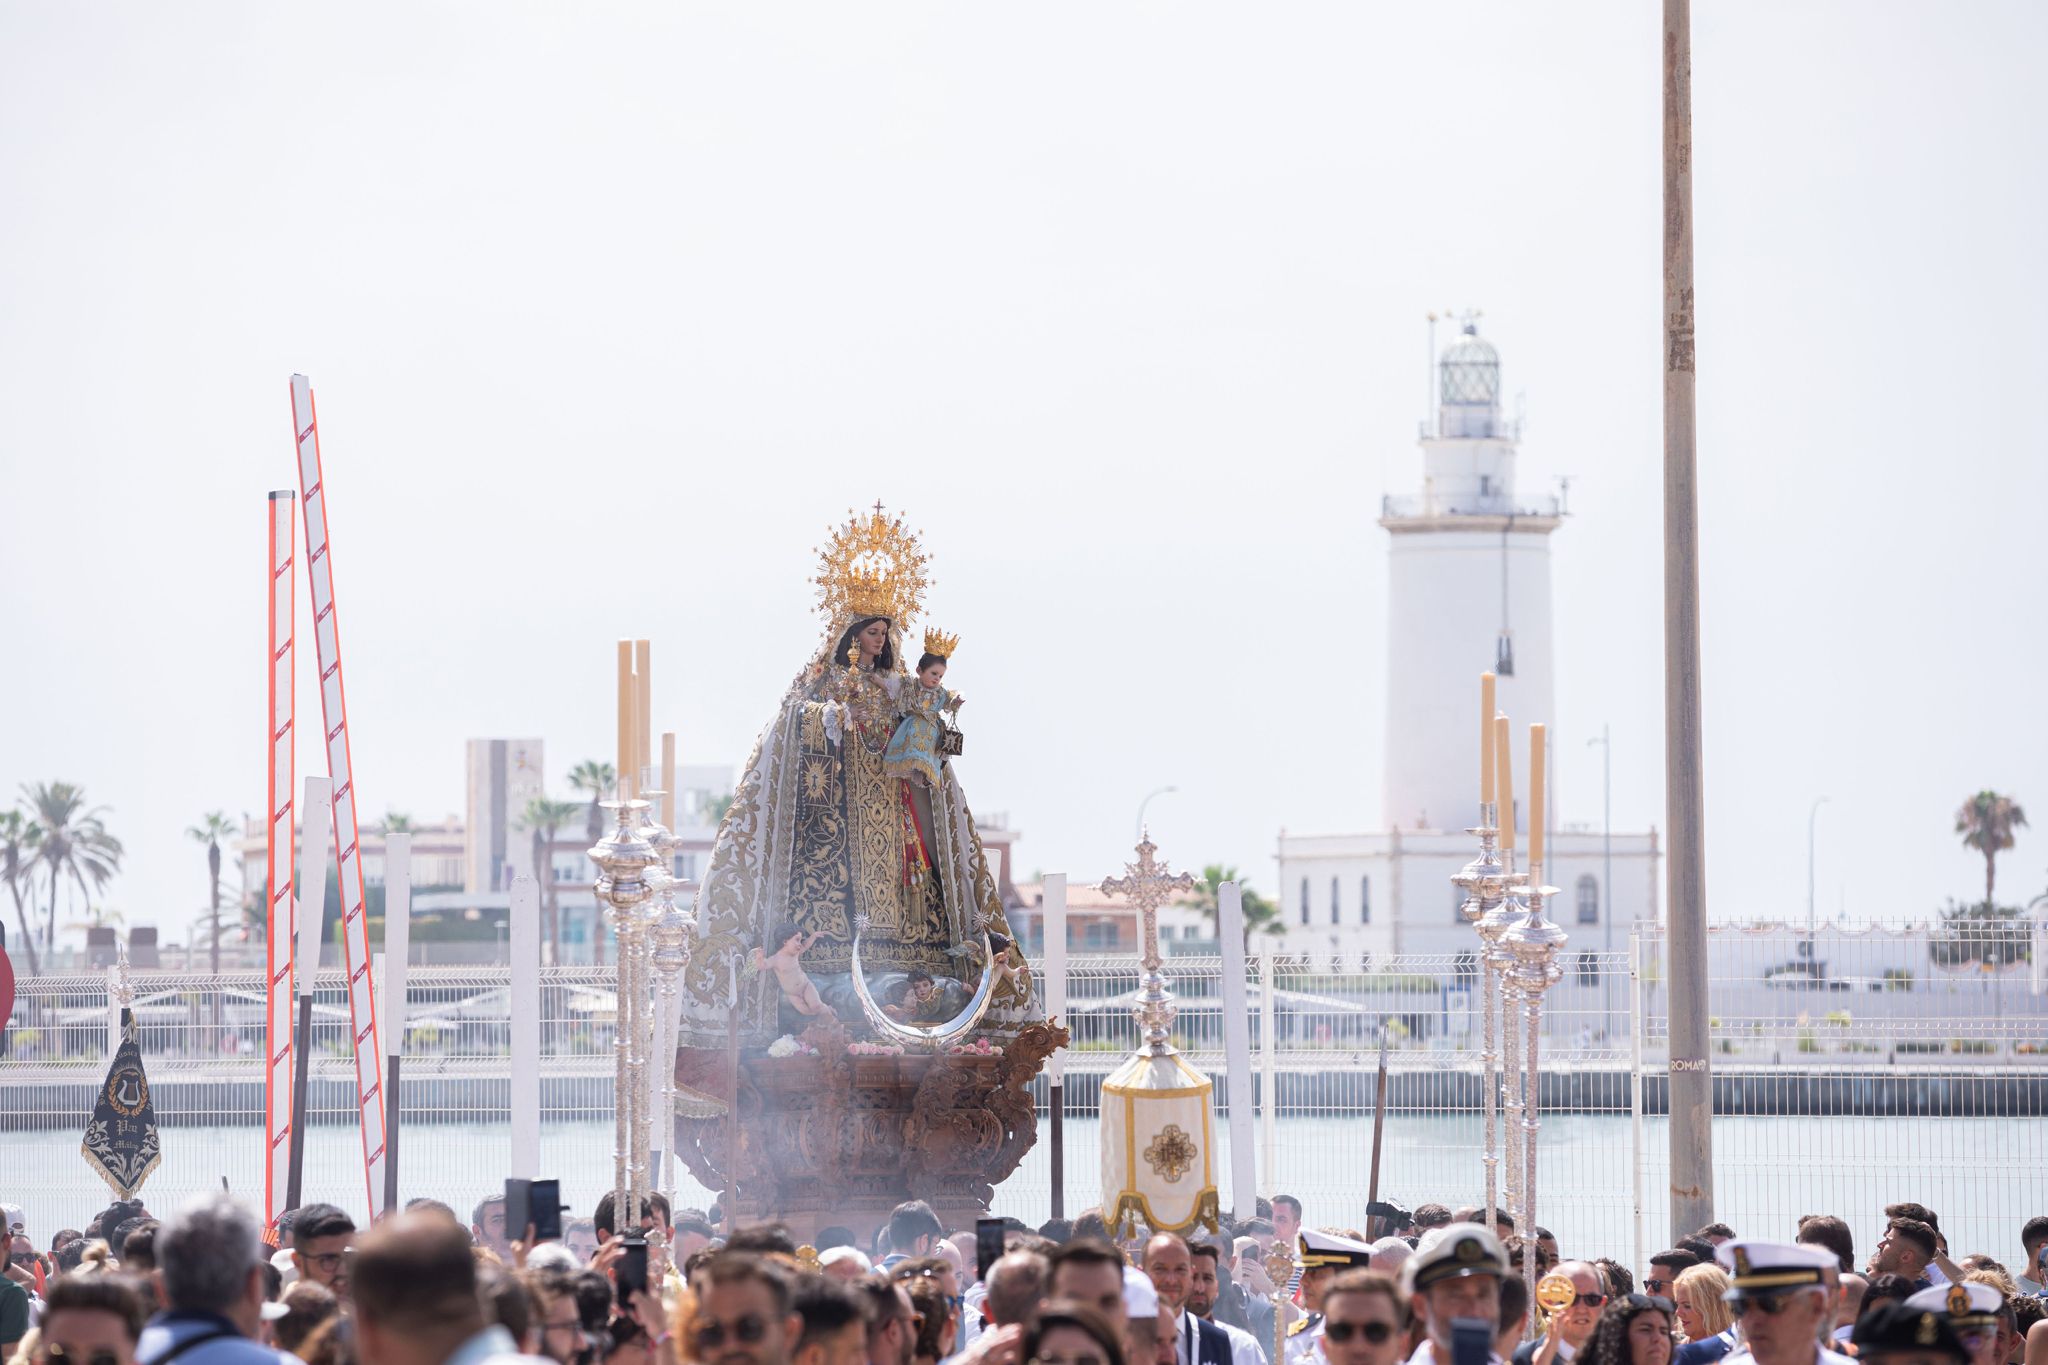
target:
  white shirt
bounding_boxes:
[1721,1344,1855,1365]
[1406,1340,1507,1365]
[1283,1318,1323,1365]
[1178,1310,1269,1365]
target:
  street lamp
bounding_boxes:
[1807,797,1830,965]
[1587,728,1612,1022]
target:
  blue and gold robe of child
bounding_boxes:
[883,683,954,788]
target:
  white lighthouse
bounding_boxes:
[1381,321,1560,839]
[1277,318,1659,967]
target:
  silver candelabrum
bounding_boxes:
[1454,801,1514,1235]
[649,869,693,1208]
[589,800,671,1258]
[1503,869,1566,1319]
[1478,853,1529,1232]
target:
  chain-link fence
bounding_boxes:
[1630,923,2048,1272]
[4,927,2043,1270]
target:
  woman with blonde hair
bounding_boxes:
[1672,1265,1738,1365]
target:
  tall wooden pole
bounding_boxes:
[1365,1024,1389,1216]
[1663,0,1715,1238]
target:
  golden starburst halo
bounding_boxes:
[922,626,960,659]
[812,502,931,628]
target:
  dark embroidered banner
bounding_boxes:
[82,1008,161,1198]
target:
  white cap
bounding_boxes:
[1401,1223,1508,1297]
[820,1246,873,1273]
[1713,1240,1837,1298]
[525,1244,581,1273]
[1124,1264,1160,1319]
[1371,1237,1413,1268]
[1905,1282,2002,1324]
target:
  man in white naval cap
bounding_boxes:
[1398,1223,1509,1365]
[1713,1240,1852,1365]
[1285,1231,1378,1363]
[1902,1282,2002,1365]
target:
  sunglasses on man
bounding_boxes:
[1730,1292,1806,1318]
[43,1346,121,1365]
[1323,1321,1399,1345]
[694,1314,771,1351]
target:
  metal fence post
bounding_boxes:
[1259,940,1278,1191]
[1630,927,1646,1271]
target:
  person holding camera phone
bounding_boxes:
[1400,1224,1511,1365]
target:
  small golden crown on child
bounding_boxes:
[922,626,961,659]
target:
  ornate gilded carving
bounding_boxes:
[675,1019,1068,1228]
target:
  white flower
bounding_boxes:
[767,1035,801,1058]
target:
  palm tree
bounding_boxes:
[21,782,123,957]
[378,811,417,835]
[187,811,236,976]
[61,902,126,939]
[519,796,584,964]
[0,809,44,976]
[1177,864,1286,951]
[1955,790,2028,908]
[567,761,617,844]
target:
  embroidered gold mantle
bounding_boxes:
[678,626,1036,1051]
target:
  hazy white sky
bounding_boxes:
[4,3,2045,944]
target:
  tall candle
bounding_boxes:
[661,732,677,832]
[1480,673,1497,807]
[1495,714,1515,852]
[1528,723,1546,867]
[635,639,652,792]
[616,640,634,802]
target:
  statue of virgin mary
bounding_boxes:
[674,506,1038,1067]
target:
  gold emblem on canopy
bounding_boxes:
[1143,1125,1198,1182]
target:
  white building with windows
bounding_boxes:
[1277,321,1660,974]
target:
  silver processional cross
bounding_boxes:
[1100,829,1199,1053]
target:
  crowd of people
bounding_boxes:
[2,1188,2044,1365]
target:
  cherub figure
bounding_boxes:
[987,932,1028,996]
[882,969,949,1023]
[751,929,829,1018]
